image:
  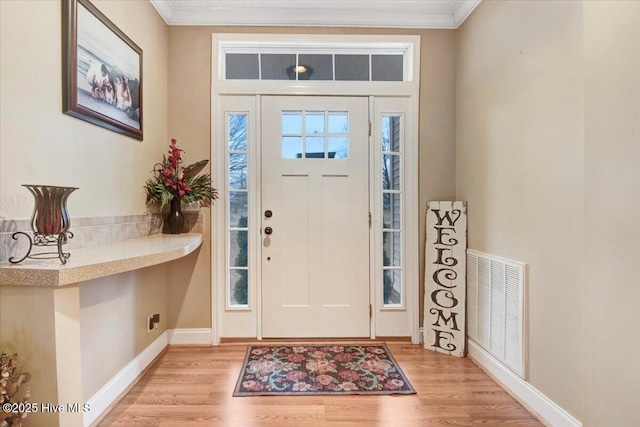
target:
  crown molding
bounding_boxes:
[151,0,174,23]
[150,0,481,29]
[452,0,481,28]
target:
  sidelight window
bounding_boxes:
[228,114,249,307]
[382,115,402,307]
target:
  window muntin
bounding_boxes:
[335,54,370,81]
[225,52,404,82]
[306,137,324,158]
[298,54,333,80]
[306,112,325,134]
[382,115,402,307]
[225,54,259,80]
[328,137,348,159]
[228,113,249,307]
[371,55,404,82]
[282,112,302,133]
[328,113,348,133]
[281,136,302,159]
[261,54,296,80]
[281,111,349,159]
[228,154,247,189]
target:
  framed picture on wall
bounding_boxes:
[63,0,143,140]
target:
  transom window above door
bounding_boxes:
[214,35,419,85]
[281,111,349,159]
[225,53,404,82]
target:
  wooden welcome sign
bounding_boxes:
[424,201,467,357]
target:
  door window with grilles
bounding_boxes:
[281,111,349,159]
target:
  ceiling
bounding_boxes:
[150,0,481,29]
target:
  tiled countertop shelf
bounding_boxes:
[0,233,202,287]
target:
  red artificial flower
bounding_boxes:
[157,139,193,200]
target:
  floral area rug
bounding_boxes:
[233,344,416,396]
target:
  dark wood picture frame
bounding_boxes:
[63,0,143,140]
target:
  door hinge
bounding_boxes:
[368,121,372,136]
[369,304,372,319]
[368,212,372,228]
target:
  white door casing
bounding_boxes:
[211,34,421,345]
[261,96,370,338]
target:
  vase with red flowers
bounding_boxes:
[144,139,218,234]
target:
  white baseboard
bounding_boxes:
[418,327,424,344]
[167,328,213,345]
[85,331,168,427]
[467,340,581,427]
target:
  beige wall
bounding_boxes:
[456,0,585,418]
[168,25,457,328]
[0,0,171,413]
[80,266,168,399]
[457,0,640,425]
[0,0,168,219]
[168,209,211,328]
[583,1,640,425]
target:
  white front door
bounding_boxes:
[261,96,370,338]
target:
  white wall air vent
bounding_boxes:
[466,249,527,379]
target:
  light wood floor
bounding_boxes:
[97,343,543,426]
